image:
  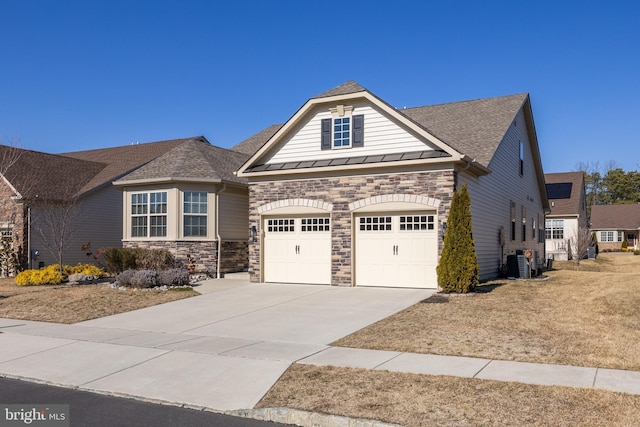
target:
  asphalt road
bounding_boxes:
[0,377,289,427]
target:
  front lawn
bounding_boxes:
[0,278,199,323]
[333,253,640,370]
[258,253,640,426]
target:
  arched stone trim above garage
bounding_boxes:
[349,193,441,212]
[258,198,333,214]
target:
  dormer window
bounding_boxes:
[321,105,364,150]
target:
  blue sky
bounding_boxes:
[1,1,638,173]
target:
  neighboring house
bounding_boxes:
[590,204,640,251]
[235,81,549,288]
[113,137,250,277]
[0,137,245,273]
[544,172,588,260]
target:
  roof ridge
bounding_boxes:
[402,93,529,111]
[312,80,367,99]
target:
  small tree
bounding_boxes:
[591,232,599,256]
[571,224,595,270]
[437,183,479,293]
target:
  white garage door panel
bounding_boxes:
[355,213,437,288]
[264,216,331,285]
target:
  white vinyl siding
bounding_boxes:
[458,109,546,281]
[266,102,437,164]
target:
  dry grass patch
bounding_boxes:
[258,364,640,427]
[333,253,640,370]
[0,278,198,324]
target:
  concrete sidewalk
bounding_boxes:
[1,278,639,419]
[297,347,640,395]
[0,279,432,412]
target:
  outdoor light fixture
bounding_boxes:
[249,225,257,242]
[442,221,447,240]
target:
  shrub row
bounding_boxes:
[115,268,190,289]
[16,264,106,286]
[104,248,176,274]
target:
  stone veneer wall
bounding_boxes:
[0,179,28,271]
[124,240,248,278]
[249,170,455,286]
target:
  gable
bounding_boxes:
[264,101,445,165]
[237,82,540,181]
[544,171,585,216]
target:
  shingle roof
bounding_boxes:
[241,83,529,172]
[590,204,640,230]
[0,145,106,201]
[544,172,585,217]
[231,124,282,156]
[60,137,190,195]
[312,80,367,99]
[399,93,528,167]
[114,138,249,185]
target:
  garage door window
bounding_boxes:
[267,218,295,232]
[400,215,434,231]
[359,216,392,231]
[301,217,330,232]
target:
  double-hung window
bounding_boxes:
[184,192,207,237]
[545,219,564,240]
[321,105,364,150]
[333,117,351,147]
[131,192,167,237]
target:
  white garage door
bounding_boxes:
[263,215,331,284]
[355,212,438,288]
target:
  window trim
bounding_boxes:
[321,105,364,150]
[510,201,516,241]
[130,191,168,238]
[545,219,564,240]
[519,141,524,176]
[183,191,208,238]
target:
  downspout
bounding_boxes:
[216,183,227,279]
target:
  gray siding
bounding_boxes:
[30,186,123,268]
[219,187,249,240]
[459,108,546,280]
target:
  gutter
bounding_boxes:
[216,183,227,278]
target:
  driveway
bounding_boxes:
[0,280,432,411]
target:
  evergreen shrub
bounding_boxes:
[436,183,479,293]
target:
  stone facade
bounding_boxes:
[0,179,28,271]
[249,170,455,286]
[124,240,248,278]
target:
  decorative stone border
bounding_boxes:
[349,193,441,211]
[258,198,334,214]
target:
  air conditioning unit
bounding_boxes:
[517,255,530,278]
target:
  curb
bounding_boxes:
[227,407,401,427]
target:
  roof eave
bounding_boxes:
[113,177,225,187]
[238,156,468,179]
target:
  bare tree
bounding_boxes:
[570,224,595,271]
[29,189,85,275]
